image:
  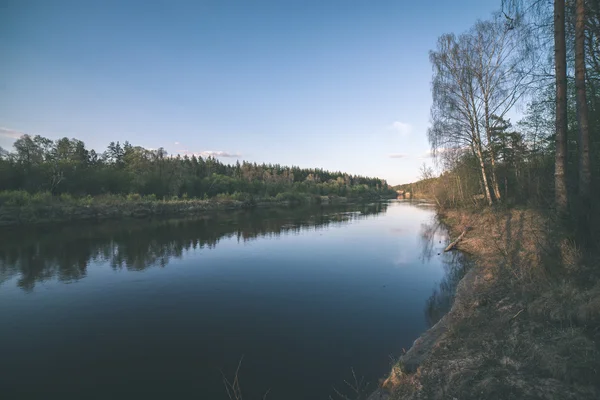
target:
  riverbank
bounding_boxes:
[370,207,600,400]
[0,191,388,227]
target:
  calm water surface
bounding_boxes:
[0,201,466,399]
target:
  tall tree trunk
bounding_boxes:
[474,140,494,206]
[457,174,465,204]
[485,107,502,201]
[575,0,592,210]
[471,106,494,206]
[588,38,599,124]
[554,0,569,216]
[489,144,502,201]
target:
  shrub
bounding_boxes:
[274,191,308,204]
[230,191,252,202]
[214,193,234,202]
[59,193,74,203]
[31,192,53,204]
[126,193,142,202]
[0,190,31,206]
[81,194,94,206]
[94,193,125,205]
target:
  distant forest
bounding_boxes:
[0,135,395,201]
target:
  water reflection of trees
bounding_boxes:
[425,251,471,327]
[418,216,471,327]
[0,203,387,291]
[418,219,444,263]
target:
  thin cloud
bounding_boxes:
[388,153,407,159]
[390,121,412,135]
[179,150,242,158]
[174,141,180,145]
[0,127,25,139]
[201,150,241,158]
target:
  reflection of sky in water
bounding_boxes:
[0,201,466,400]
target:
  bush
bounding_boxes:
[59,193,74,203]
[214,193,234,202]
[31,192,53,204]
[93,193,125,205]
[0,190,31,206]
[274,191,308,204]
[230,191,253,202]
[126,193,142,202]
[81,194,94,206]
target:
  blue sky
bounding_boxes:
[1,0,500,185]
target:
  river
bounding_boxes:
[0,201,467,399]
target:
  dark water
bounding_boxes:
[0,201,466,400]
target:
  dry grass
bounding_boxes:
[221,357,245,400]
[329,368,372,400]
[221,357,271,400]
[374,207,600,400]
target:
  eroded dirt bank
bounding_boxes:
[370,208,600,400]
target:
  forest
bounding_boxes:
[398,0,600,241]
[0,136,395,205]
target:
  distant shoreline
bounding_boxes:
[0,193,391,227]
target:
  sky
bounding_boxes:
[0,0,501,185]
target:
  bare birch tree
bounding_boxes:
[470,19,533,200]
[429,16,532,205]
[429,32,494,205]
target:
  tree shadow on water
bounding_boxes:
[0,203,388,291]
[418,216,445,263]
[418,215,471,327]
[425,251,471,327]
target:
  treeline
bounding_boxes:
[422,1,600,237]
[0,135,394,202]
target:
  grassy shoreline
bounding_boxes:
[0,190,390,227]
[369,206,600,400]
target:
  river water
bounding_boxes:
[0,201,467,399]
